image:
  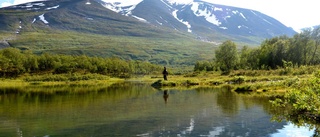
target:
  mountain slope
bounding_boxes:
[1,0,183,38]
[0,0,297,66]
[0,0,214,66]
[100,0,296,43]
[0,0,296,42]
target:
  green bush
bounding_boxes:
[275,71,320,119]
[24,73,110,82]
[231,76,245,84]
[0,48,162,78]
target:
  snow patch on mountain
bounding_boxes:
[16,21,22,34]
[191,2,221,26]
[39,14,49,24]
[12,2,45,9]
[45,5,59,10]
[263,18,272,25]
[166,0,192,5]
[160,16,168,23]
[156,20,162,25]
[100,0,139,15]
[220,27,227,30]
[100,0,147,22]
[32,18,36,23]
[172,10,192,32]
[124,5,136,16]
[30,2,45,6]
[239,13,247,21]
[101,0,142,7]
[232,10,247,21]
[101,3,119,12]
[250,10,257,15]
[214,7,222,11]
[160,0,173,9]
[132,15,147,22]
[223,15,231,20]
[232,10,239,14]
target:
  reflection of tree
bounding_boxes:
[242,96,277,115]
[216,90,239,115]
[313,128,320,137]
[0,82,160,137]
[270,105,320,137]
[197,87,287,136]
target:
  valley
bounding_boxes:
[0,0,297,66]
[1,0,320,136]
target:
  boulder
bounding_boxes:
[0,40,10,49]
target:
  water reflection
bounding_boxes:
[216,88,239,115]
[163,90,169,104]
[271,123,314,137]
[271,103,320,137]
[0,83,315,136]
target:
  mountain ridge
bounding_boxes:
[98,0,296,42]
[0,0,297,66]
[0,0,296,43]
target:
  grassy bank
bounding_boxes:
[0,73,124,89]
[147,68,312,92]
[0,66,316,93]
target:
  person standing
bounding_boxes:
[162,67,168,80]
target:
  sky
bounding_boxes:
[1,0,319,32]
[209,0,320,32]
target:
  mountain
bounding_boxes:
[0,0,297,66]
[98,0,296,42]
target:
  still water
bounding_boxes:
[0,82,315,137]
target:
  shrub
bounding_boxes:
[231,76,245,84]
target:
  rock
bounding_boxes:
[0,40,10,49]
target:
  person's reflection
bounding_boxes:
[163,90,169,104]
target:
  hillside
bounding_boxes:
[0,0,296,66]
[100,0,296,43]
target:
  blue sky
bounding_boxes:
[210,0,320,32]
[1,0,320,32]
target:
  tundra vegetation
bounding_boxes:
[1,27,320,124]
[194,26,320,125]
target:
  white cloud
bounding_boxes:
[203,0,320,31]
[0,0,45,7]
[1,2,12,7]
[14,0,44,5]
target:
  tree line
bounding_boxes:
[0,48,162,78]
[195,26,320,73]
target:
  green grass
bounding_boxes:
[146,67,319,92]
[0,0,217,67]
[0,66,316,95]
[0,75,123,89]
[6,30,217,66]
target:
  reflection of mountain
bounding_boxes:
[0,85,294,136]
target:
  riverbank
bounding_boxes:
[0,69,311,92]
[0,74,124,89]
[148,70,309,92]
[1,70,319,124]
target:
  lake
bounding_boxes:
[0,82,315,137]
